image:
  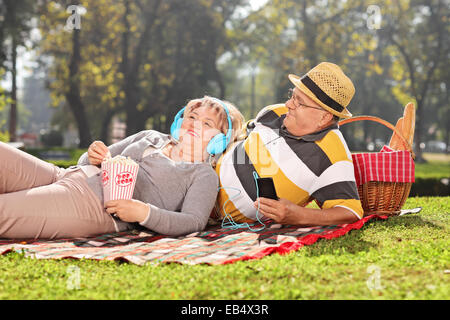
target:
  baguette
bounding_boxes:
[389,117,404,150]
[402,102,416,148]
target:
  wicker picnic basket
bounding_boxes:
[339,116,416,216]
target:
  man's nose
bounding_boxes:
[286,99,295,110]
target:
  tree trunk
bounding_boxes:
[164,109,175,134]
[301,0,318,68]
[124,80,141,135]
[8,33,17,142]
[123,0,162,136]
[361,75,370,148]
[65,27,92,148]
[100,107,123,144]
[153,115,160,132]
[250,68,256,118]
[446,124,450,155]
[213,64,225,99]
[121,0,141,136]
[414,99,426,163]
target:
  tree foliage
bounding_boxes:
[0,0,36,141]
[226,0,449,155]
[380,0,450,161]
[0,0,447,153]
[36,0,246,145]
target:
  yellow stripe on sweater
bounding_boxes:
[244,131,310,206]
[322,199,364,219]
[315,130,352,164]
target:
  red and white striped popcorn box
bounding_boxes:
[101,157,139,205]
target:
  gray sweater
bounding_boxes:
[77,130,219,236]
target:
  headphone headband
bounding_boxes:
[210,97,233,145]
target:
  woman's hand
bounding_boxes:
[88,140,111,166]
[253,197,300,225]
[105,199,150,223]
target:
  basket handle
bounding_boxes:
[338,115,415,159]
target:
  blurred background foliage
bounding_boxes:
[0,0,448,163]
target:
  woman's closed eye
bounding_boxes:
[188,114,213,126]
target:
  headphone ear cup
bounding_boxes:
[170,118,184,140]
[207,133,227,155]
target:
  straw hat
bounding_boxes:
[288,62,355,119]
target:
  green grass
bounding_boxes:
[415,162,450,179]
[46,149,88,169]
[24,148,87,169]
[411,152,449,179]
[0,197,448,300]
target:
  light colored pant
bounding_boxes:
[0,142,119,239]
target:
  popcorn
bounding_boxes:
[101,155,139,205]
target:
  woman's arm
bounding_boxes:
[77,130,152,166]
[139,168,219,236]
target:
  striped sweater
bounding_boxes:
[215,104,363,222]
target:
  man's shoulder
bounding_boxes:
[255,104,288,122]
[315,128,353,164]
[242,104,287,137]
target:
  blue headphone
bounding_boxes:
[170,98,233,155]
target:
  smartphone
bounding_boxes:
[256,177,279,200]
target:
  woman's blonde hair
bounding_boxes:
[184,96,245,144]
[183,96,245,167]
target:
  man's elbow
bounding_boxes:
[339,208,361,224]
[346,214,360,224]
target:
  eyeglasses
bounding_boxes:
[287,88,326,111]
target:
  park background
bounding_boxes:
[1,0,448,195]
[0,0,448,300]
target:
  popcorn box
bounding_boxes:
[101,156,139,205]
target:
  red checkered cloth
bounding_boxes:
[352,145,415,186]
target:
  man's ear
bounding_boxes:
[320,112,334,127]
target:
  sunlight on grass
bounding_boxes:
[423,153,450,163]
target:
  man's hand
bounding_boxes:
[253,197,300,225]
[254,197,360,226]
[88,140,111,166]
[105,199,150,223]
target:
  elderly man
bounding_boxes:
[215,62,363,227]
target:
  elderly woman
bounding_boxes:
[0,96,244,239]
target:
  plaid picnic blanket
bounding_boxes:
[0,210,419,265]
[0,215,386,265]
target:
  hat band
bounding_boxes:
[300,75,344,113]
